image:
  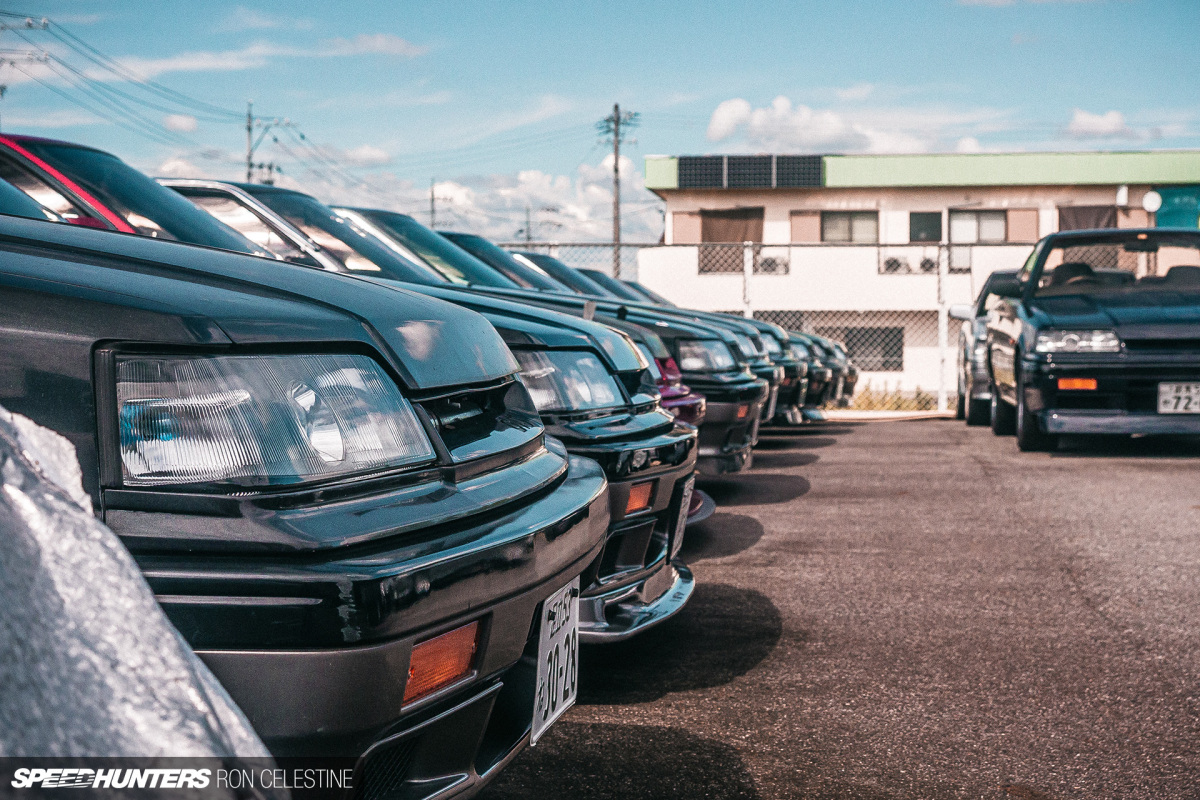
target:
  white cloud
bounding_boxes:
[341,144,391,167]
[1065,108,1136,139]
[705,95,1017,154]
[163,114,198,132]
[218,6,315,31]
[110,35,426,79]
[2,109,104,128]
[320,34,427,58]
[835,82,875,101]
[157,157,205,177]
[56,13,105,25]
[955,136,983,153]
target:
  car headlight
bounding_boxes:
[788,343,810,360]
[513,349,623,413]
[676,339,737,372]
[116,353,435,487]
[1034,330,1121,354]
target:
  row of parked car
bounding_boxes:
[951,227,1200,451]
[0,133,857,795]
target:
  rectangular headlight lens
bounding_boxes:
[677,339,736,371]
[1034,330,1121,354]
[116,353,435,487]
[513,349,623,413]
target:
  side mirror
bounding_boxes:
[989,276,1023,299]
[948,304,974,321]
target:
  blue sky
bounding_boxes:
[1,0,1196,240]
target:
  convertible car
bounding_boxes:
[986,228,1200,451]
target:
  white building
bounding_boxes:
[637,151,1200,402]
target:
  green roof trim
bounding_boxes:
[824,151,1200,188]
[644,156,678,190]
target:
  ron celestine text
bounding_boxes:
[10,767,354,790]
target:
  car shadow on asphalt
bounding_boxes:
[749,449,821,469]
[478,722,761,800]
[679,512,764,562]
[754,435,838,450]
[762,423,862,437]
[576,583,783,706]
[697,473,811,506]
[1050,434,1200,459]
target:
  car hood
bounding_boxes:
[408,285,648,373]
[1034,292,1200,336]
[0,217,517,391]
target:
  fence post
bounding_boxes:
[936,244,948,412]
[742,241,753,318]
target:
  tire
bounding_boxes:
[965,397,990,426]
[1015,366,1058,452]
[955,391,966,420]
[990,384,1016,436]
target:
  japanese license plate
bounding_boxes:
[1157,382,1200,414]
[671,474,696,559]
[532,577,578,744]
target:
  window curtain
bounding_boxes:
[700,207,764,243]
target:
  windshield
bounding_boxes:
[628,281,676,306]
[515,252,613,296]
[247,190,447,284]
[579,268,647,302]
[1033,232,1200,298]
[0,177,61,221]
[20,142,262,253]
[442,232,568,291]
[345,210,518,288]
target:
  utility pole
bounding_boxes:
[429,178,436,228]
[597,103,639,277]
[0,86,7,133]
[525,205,532,245]
[245,101,253,182]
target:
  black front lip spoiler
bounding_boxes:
[578,561,695,643]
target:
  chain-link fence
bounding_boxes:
[497,240,1037,412]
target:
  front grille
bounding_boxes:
[1124,339,1200,354]
[359,739,417,800]
[416,380,542,465]
[597,519,666,582]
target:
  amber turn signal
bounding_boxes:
[1058,378,1098,391]
[625,481,655,514]
[736,404,750,419]
[404,620,479,705]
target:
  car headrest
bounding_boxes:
[1164,265,1200,284]
[1050,262,1095,286]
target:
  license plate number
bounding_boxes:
[532,578,579,744]
[671,475,695,559]
[1157,382,1200,414]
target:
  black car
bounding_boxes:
[322,210,767,476]
[986,228,1200,451]
[163,181,700,643]
[950,269,1019,425]
[0,214,610,795]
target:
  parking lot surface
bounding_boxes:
[482,420,1200,800]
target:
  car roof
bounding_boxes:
[1044,227,1200,245]
[1,133,108,154]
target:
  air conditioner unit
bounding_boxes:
[919,257,938,273]
[882,256,908,274]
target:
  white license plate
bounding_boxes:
[532,577,579,744]
[671,475,696,559]
[1157,382,1200,414]
[835,377,845,398]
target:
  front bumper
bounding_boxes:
[683,374,768,475]
[139,455,608,782]
[1025,354,1200,437]
[565,421,699,642]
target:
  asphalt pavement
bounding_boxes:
[481,420,1200,800]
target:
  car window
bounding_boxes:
[1033,234,1200,298]
[0,153,95,224]
[183,191,317,266]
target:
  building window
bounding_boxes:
[821,211,878,243]
[948,210,1007,272]
[698,207,764,274]
[909,212,942,243]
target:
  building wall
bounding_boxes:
[663,184,1155,246]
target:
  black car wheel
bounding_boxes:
[965,396,991,426]
[955,390,966,420]
[1015,365,1057,452]
[990,383,1016,436]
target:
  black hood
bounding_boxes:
[1034,291,1200,334]
[0,216,517,391]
